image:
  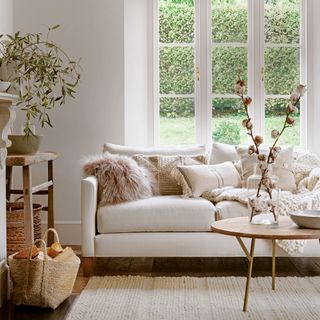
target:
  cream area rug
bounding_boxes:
[66,276,320,320]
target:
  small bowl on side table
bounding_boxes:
[289,210,320,229]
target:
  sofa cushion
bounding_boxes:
[103,142,206,157]
[236,145,296,191]
[133,154,207,195]
[83,154,157,206]
[215,200,248,220]
[172,162,241,197]
[97,196,216,233]
[209,143,239,164]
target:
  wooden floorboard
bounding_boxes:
[1,245,320,320]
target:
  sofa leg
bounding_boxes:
[82,257,93,277]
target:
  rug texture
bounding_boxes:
[66,276,320,320]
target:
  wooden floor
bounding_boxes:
[1,246,320,320]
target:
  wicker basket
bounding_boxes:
[9,228,80,309]
[6,202,42,256]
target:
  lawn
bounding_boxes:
[160,116,300,146]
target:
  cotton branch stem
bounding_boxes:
[239,88,300,223]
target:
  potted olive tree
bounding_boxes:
[0,25,81,154]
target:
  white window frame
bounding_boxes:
[152,0,307,147]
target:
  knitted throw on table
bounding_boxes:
[202,150,320,255]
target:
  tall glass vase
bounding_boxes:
[247,163,279,225]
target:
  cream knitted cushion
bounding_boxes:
[133,154,207,195]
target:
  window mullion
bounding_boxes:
[260,0,265,140]
[152,0,159,146]
[248,0,264,139]
[300,0,307,148]
[199,0,212,147]
[195,0,202,145]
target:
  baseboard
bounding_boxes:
[41,221,81,245]
[0,260,9,308]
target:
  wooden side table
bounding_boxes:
[6,152,59,246]
[212,216,320,312]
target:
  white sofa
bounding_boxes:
[81,143,320,275]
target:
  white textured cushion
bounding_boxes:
[103,142,206,157]
[236,146,296,191]
[215,200,248,220]
[174,162,241,197]
[97,196,216,233]
[209,143,239,164]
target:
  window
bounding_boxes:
[154,0,306,147]
[158,0,196,145]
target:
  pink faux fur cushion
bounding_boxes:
[83,154,158,206]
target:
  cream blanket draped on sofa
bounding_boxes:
[202,150,320,255]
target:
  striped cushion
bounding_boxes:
[133,154,207,195]
[172,162,241,197]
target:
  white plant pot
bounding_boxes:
[0,81,10,92]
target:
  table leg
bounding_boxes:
[23,165,34,245]
[48,160,54,245]
[272,239,276,290]
[243,238,255,312]
[236,237,256,312]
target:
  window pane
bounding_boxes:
[160,47,195,94]
[212,98,248,145]
[265,0,300,44]
[212,0,247,43]
[212,47,247,94]
[160,98,195,145]
[211,1,248,146]
[264,0,301,146]
[158,1,196,146]
[264,47,299,95]
[159,0,195,43]
[265,98,300,145]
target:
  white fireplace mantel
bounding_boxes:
[0,93,17,307]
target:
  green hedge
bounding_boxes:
[159,2,300,118]
[212,120,240,144]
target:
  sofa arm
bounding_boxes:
[81,175,98,257]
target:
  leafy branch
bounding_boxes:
[0,26,81,136]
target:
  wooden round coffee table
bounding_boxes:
[211,216,320,312]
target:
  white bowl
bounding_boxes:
[289,210,320,229]
[0,81,10,92]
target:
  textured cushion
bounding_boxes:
[97,196,216,233]
[172,162,241,197]
[236,146,296,191]
[103,142,207,157]
[83,154,157,206]
[133,154,207,195]
[209,143,239,164]
[215,200,248,220]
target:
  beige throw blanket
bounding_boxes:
[202,150,320,255]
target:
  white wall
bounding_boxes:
[13,0,127,243]
[124,0,150,146]
[0,0,13,34]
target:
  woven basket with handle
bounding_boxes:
[9,228,80,309]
